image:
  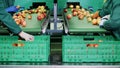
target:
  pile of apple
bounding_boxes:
[13,6,47,27]
[65,5,101,25]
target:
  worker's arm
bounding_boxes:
[99,7,110,17]
[102,1,120,31]
[0,9,22,34]
[99,0,112,17]
[7,0,15,7]
[0,9,34,41]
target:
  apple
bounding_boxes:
[86,13,91,17]
[40,14,45,19]
[14,18,21,25]
[21,20,26,27]
[28,11,32,14]
[81,8,85,12]
[43,9,47,13]
[13,15,18,19]
[37,6,41,9]
[72,11,78,16]
[21,13,26,18]
[67,14,72,20]
[77,10,81,15]
[38,10,42,13]
[20,19,26,27]
[87,44,94,47]
[90,44,94,47]
[41,6,45,9]
[98,40,103,42]
[35,9,38,13]
[72,9,77,12]
[24,10,29,13]
[77,10,84,16]
[87,17,92,22]
[16,5,20,9]
[97,17,101,24]
[43,13,47,18]
[92,19,97,25]
[32,9,35,13]
[78,14,84,20]
[37,15,42,21]
[94,44,98,47]
[37,14,44,21]
[69,5,74,8]
[76,5,80,9]
[28,15,32,19]
[90,14,94,17]
[64,9,67,13]
[86,44,90,47]
[13,43,24,47]
[83,11,87,16]
[17,16,23,19]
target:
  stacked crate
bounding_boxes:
[0,35,50,62]
[62,35,120,62]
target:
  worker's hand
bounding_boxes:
[99,18,107,27]
[6,6,20,13]
[99,15,110,27]
[102,15,110,20]
[18,31,34,41]
[92,11,99,19]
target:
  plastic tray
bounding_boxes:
[0,35,50,62]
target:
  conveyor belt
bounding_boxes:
[0,11,50,34]
[63,9,109,34]
[20,11,50,33]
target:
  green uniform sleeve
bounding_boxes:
[99,9,110,17]
[0,0,22,34]
[0,8,22,34]
[7,0,15,6]
[99,0,111,17]
[103,0,120,31]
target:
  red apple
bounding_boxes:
[20,19,26,27]
[13,15,18,19]
[37,14,44,21]
[64,9,67,13]
[72,11,78,16]
[14,18,21,25]
[94,44,98,47]
[78,14,84,20]
[67,14,72,20]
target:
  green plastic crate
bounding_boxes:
[0,35,50,62]
[62,35,120,62]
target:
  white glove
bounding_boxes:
[19,31,34,41]
[102,15,110,20]
[99,19,107,26]
[99,15,110,27]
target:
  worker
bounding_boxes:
[0,0,34,41]
[92,0,120,40]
